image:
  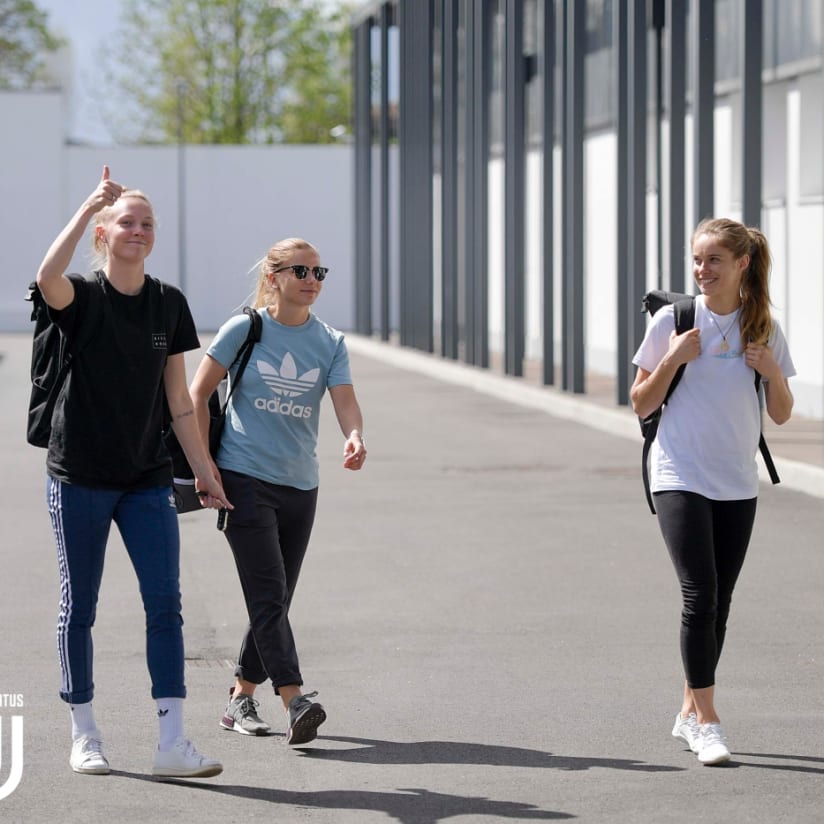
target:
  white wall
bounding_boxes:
[0,91,354,334]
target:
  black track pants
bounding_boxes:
[220,469,318,691]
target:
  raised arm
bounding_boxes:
[37,165,123,310]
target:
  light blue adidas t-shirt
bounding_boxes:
[207,308,352,490]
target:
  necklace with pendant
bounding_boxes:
[708,308,739,352]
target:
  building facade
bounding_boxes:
[351,0,824,422]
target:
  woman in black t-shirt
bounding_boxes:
[36,166,231,779]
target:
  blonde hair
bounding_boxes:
[692,217,773,345]
[250,237,320,309]
[90,190,155,269]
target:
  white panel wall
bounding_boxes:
[487,157,505,354]
[0,92,353,334]
[525,150,542,360]
[584,132,618,375]
[0,92,66,328]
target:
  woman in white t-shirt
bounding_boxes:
[631,218,795,766]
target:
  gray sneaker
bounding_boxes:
[286,691,326,745]
[220,690,273,736]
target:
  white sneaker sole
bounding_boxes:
[698,750,732,766]
[152,763,223,778]
[71,762,111,775]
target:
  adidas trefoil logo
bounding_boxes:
[258,354,319,398]
[255,353,319,419]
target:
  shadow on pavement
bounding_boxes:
[109,772,575,823]
[729,752,824,775]
[293,736,684,773]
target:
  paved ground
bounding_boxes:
[0,331,822,824]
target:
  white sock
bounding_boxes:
[70,702,100,741]
[156,697,184,751]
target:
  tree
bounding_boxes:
[102,0,352,145]
[0,0,64,90]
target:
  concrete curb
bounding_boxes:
[345,333,824,501]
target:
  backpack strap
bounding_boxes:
[753,372,780,484]
[219,307,261,415]
[641,297,695,514]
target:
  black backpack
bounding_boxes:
[639,289,779,514]
[24,273,103,448]
[164,306,262,512]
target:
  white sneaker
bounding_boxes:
[696,722,732,765]
[152,736,223,778]
[70,736,110,774]
[671,712,701,753]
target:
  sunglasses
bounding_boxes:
[274,264,329,282]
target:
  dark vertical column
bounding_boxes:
[541,0,556,386]
[741,0,763,226]
[468,0,491,368]
[353,17,373,335]
[399,0,434,351]
[694,0,714,225]
[561,0,585,392]
[668,0,687,292]
[442,0,459,359]
[504,0,525,377]
[379,4,392,340]
[464,0,477,363]
[627,0,647,365]
[612,0,632,406]
[652,0,665,290]
[615,0,629,404]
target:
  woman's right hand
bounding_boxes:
[669,327,701,366]
[36,165,126,308]
[87,165,124,213]
[632,328,701,418]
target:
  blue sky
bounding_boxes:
[38,0,123,143]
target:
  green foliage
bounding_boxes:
[102,0,353,145]
[0,0,64,90]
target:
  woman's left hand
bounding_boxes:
[744,342,780,380]
[194,468,232,510]
[343,432,367,471]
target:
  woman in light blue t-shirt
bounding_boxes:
[190,238,367,747]
[631,218,795,767]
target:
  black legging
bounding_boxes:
[654,490,757,690]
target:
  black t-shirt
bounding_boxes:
[46,272,200,490]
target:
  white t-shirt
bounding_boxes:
[633,295,795,500]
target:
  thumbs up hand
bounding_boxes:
[91,164,125,211]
